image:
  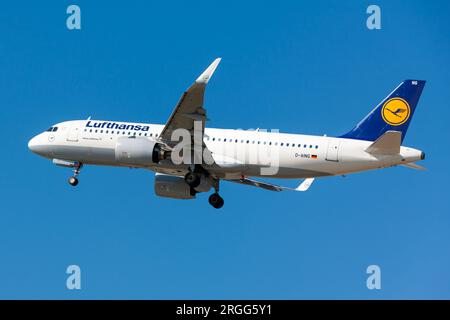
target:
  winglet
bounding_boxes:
[196,58,221,84]
[366,130,402,155]
[295,178,315,191]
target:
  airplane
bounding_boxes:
[28,58,426,209]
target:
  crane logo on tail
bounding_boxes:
[381,98,410,126]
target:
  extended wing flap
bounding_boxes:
[226,177,315,192]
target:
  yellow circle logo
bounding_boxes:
[381,98,410,126]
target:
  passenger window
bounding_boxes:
[280,143,284,146]
[286,143,289,147]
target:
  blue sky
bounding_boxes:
[0,0,449,299]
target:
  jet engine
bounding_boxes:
[154,173,214,199]
[115,136,166,165]
[154,173,195,199]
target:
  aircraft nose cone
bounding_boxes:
[28,134,53,157]
[28,136,39,152]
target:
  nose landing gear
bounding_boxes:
[68,163,82,187]
[68,176,78,186]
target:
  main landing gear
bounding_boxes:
[208,178,224,209]
[184,171,201,188]
[185,167,224,209]
[208,192,224,209]
[184,164,204,189]
[68,163,83,187]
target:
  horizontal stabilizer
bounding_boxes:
[401,162,427,171]
[366,130,402,155]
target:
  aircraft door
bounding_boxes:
[325,139,340,162]
[67,123,79,142]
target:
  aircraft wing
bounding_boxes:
[225,177,315,192]
[159,58,221,150]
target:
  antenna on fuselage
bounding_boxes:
[87,116,92,120]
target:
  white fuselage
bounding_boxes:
[28,119,424,180]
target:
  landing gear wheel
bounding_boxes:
[185,171,201,188]
[68,176,78,187]
[208,193,224,209]
[67,162,82,187]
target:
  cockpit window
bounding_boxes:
[46,126,58,132]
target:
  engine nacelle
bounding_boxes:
[154,173,195,199]
[115,137,163,165]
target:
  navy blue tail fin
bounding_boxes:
[340,80,425,142]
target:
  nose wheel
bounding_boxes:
[68,176,78,186]
[68,163,82,187]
